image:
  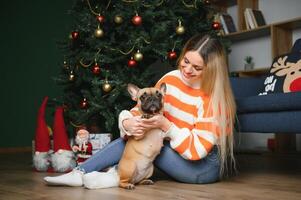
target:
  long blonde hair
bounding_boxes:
[178,34,236,177]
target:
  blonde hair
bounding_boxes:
[177,34,236,177]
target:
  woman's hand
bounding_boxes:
[141,115,172,132]
[122,116,151,138]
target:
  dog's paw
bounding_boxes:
[120,183,135,190]
[125,184,135,190]
[139,179,154,185]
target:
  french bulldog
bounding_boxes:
[118,82,166,189]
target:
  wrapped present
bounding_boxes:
[89,133,112,154]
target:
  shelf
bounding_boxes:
[223,16,301,43]
[223,25,270,42]
[273,16,301,29]
[231,67,270,77]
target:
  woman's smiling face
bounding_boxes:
[179,51,204,86]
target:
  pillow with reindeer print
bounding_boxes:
[259,52,301,95]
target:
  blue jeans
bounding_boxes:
[78,138,220,184]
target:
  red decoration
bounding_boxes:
[71,31,79,39]
[128,58,137,67]
[80,98,88,109]
[212,21,221,30]
[168,51,177,60]
[92,63,101,75]
[96,15,105,23]
[132,14,142,26]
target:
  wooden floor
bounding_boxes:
[0,152,300,200]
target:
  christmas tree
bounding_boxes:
[53,0,223,137]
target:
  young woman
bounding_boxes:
[44,34,236,187]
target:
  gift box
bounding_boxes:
[89,133,112,154]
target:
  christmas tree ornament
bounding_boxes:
[63,60,68,69]
[71,31,79,40]
[80,98,88,109]
[134,50,143,62]
[132,14,142,26]
[176,20,185,35]
[69,71,75,81]
[168,50,177,60]
[91,63,101,75]
[204,0,211,5]
[212,21,221,30]
[102,81,112,92]
[114,15,123,24]
[128,57,137,67]
[96,14,105,23]
[94,26,104,38]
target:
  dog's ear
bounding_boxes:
[159,82,166,95]
[127,84,140,101]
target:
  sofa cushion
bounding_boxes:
[236,91,301,114]
[259,51,301,95]
[237,110,301,133]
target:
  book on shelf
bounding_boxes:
[244,8,266,29]
[245,8,256,29]
[244,10,251,30]
[219,13,237,34]
[252,9,266,27]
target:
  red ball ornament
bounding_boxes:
[132,14,142,26]
[168,51,177,60]
[71,31,79,39]
[92,63,101,75]
[212,21,221,30]
[128,58,137,67]
[96,15,105,23]
[80,98,88,109]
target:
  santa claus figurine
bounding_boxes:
[72,128,92,165]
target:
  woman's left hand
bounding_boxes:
[141,115,171,132]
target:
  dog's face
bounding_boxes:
[127,83,166,117]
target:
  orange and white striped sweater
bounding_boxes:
[118,70,219,161]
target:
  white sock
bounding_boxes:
[83,169,119,189]
[44,169,83,187]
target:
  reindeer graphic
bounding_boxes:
[270,56,301,92]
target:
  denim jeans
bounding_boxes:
[78,138,220,184]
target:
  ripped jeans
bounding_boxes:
[77,138,220,184]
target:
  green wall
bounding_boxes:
[0,0,73,147]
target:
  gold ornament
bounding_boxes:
[114,15,123,24]
[63,60,68,69]
[176,20,185,35]
[102,81,112,92]
[134,50,143,62]
[69,71,75,81]
[94,26,104,38]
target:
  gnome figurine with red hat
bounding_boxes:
[50,107,76,172]
[33,97,52,171]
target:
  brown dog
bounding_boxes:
[118,83,166,189]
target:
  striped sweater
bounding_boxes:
[118,70,219,161]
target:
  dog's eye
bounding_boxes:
[156,91,162,98]
[140,92,147,101]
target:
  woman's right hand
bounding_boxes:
[122,116,150,139]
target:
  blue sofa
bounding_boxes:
[230,77,301,134]
[230,38,301,136]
